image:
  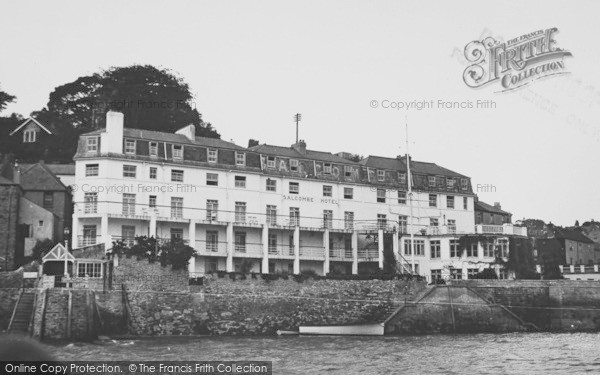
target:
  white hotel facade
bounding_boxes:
[71,112,526,281]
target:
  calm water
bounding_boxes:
[42,333,600,374]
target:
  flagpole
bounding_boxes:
[406,116,416,275]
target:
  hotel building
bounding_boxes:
[71,111,526,281]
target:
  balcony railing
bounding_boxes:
[426,225,458,236]
[475,224,527,236]
[329,248,353,260]
[268,245,295,258]
[234,243,263,257]
[77,235,101,247]
[357,248,379,260]
[196,240,227,256]
[299,246,325,260]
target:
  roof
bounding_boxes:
[249,144,359,164]
[554,228,595,244]
[361,155,468,178]
[9,117,53,136]
[20,163,75,176]
[0,175,18,186]
[475,200,511,216]
[19,163,68,191]
[83,128,245,150]
[42,243,74,263]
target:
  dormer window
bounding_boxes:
[23,130,36,143]
[377,170,385,182]
[398,172,406,184]
[235,152,246,166]
[267,156,276,168]
[208,148,218,163]
[323,163,332,174]
[125,139,136,154]
[447,178,455,189]
[290,159,299,172]
[173,145,183,159]
[461,178,468,190]
[428,176,436,187]
[149,142,158,156]
[86,137,98,152]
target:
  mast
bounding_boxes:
[405,116,416,275]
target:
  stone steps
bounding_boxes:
[9,292,35,333]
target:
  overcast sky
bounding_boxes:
[1,0,599,226]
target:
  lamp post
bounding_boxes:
[63,227,71,277]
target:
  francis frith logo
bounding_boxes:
[463,28,572,92]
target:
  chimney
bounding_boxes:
[13,162,20,184]
[101,111,124,154]
[494,202,501,210]
[175,124,196,141]
[291,139,307,154]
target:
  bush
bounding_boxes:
[31,239,58,261]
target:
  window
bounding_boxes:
[461,178,468,190]
[206,231,219,252]
[404,239,425,255]
[124,140,136,154]
[234,176,246,188]
[266,205,277,225]
[121,225,135,247]
[498,239,509,257]
[377,214,387,230]
[235,202,246,222]
[431,269,442,281]
[398,216,407,233]
[398,172,406,184]
[344,166,352,178]
[466,242,478,257]
[344,187,353,199]
[498,268,508,279]
[170,228,183,240]
[450,268,463,280]
[467,268,479,279]
[171,197,183,218]
[206,200,219,221]
[82,225,97,246]
[38,220,44,228]
[172,145,183,159]
[268,234,277,254]
[86,137,98,152]
[344,211,354,230]
[85,164,99,177]
[377,189,386,203]
[430,240,441,258]
[377,170,385,181]
[484,240,495,257]
[149,142,158,156]
[463,196,468,210]
[398,191,406,204]
[289,207,300,226]
[23,130,36,143]
[289,182,299,194]
[450,239,460,257]
[448,219,456,230]
[323,163,332,174]
[122,193,136,216]
[447,178,455,189]
[149,195,157,208]
[429,194,437,207]
[428,176,436,187]
[77,262,101,278]
[430,218,439,227]
[171,169,184,182]
[43,192,54,209]
[235,152,246,166]
[123,165,136,178]
[323,210,333,229]
[447,196,455,209]
[206,173,218,186]
[149,167,157,180]
[84,193,97,214]
[323,185,332,197]
[267,156,276,168]
[207,148,217,163]
[290,159,298,172]
[235,232,246,252]
[266,179,277,192]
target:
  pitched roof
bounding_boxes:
[475,200,511,215]
[19,163,68,191]
[554,228,595,244]
[9,117,53,135]
[249,144,358,164]
[361,155,468,178]
[20,163,75,176]
[0,175,17,186]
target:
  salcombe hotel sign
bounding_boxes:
[463,28,572,92]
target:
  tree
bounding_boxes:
[507,237,539,279]
[0,89,16,113]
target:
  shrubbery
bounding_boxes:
[111,236,195,270]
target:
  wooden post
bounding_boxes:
[447,286,456,333]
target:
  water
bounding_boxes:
[43,333,600,374]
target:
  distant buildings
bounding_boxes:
[71,111,527,281]
[474,200,512,225]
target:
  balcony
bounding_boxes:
[77,235,101,247]
[233,242,264,257]
[268,245,295,259]
[329,248,353,261]
[357,248,379,261]
[475,224,527,236]
[299,246,325,260]
[425,225,457,236]
[195,240,227,256]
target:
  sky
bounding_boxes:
[1,0,599,226]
